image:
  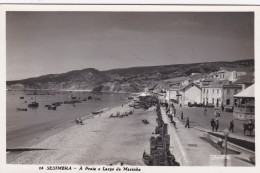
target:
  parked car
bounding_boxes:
[205,103,214,108]
[225,106,234,112]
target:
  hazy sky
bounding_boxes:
[6,12,254,81]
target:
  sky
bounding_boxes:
[6,12,254,81]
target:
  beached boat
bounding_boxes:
[92,110,103,114]
[88,96,92,100]
[142,151,153,166]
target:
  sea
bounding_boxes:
[6,90,131,149]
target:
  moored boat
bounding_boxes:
[28,102,39,107]
[16,108,27,111]
[48,105,57,110]
[28,92,39,108]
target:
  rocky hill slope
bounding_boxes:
[7,59,254,93]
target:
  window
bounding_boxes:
[207,89,208,93]
[226,99,230,105]
[213,89,214,93]
[217,89,219,94]
[203,89,205,93]
[227,89,230,94]
[234,89,237,94]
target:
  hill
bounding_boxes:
[6,59,254,92]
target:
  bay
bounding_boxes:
[6,90,131,148]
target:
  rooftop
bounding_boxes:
[234,74,254,84]
[234,84,254,98]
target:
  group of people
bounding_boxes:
[164,102,238,134]
[75,118,83,125]
[210,118,219,132]
[204,107,221,117]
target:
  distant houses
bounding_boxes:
[216,67,249,82]
[163,66,254,112]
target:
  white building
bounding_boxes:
[165,86,179,102]
[201,82,223,107]
[217,67,248,82]
[179,83,202,105]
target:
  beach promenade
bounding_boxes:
[8,103,157,165]
[160,105,254,166]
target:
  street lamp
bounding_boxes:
[223,128,229,167]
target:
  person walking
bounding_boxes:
[211,118,216,132]
[217,110,221,117]
[221,105,224,112]
[185,117,190,128]
[215,119,219,132]
[204,107,207,116]
[229,120,234,132]
[214,109,217,117]
[181,111,183,120]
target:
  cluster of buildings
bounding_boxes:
[161,67,254,120]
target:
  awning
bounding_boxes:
[234,84,254,98]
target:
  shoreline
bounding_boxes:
[7,101,157,165]
[6,89,141,95]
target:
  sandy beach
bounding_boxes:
[7,103,157,165]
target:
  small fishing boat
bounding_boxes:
[28,92,39,107]
[20,96,24,99]
[28,102,39,107]
[88,96,92,100]
[142,151,153,166]
[48,105,56,110]
[52,102,61,106]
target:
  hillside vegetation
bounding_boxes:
[7,59,254,93]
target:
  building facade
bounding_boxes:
[217,67,247,82]
[180,83,202,105]
[165,86,179,102]
[222,84,242,109]
[201,84,222,107]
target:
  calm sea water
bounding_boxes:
[6,90,130,148]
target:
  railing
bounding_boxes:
[234,107,254,114]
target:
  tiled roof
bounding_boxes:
[234,74,254,84]
[180,82,201,91]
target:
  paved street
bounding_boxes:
[173,104,255,140]
[160,106,253,166]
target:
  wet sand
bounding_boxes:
[8,103,157,165]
